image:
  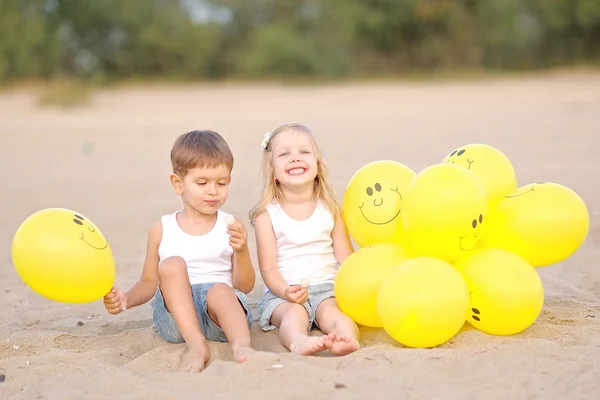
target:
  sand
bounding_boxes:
[1,73,600,399]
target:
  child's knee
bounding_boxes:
[206,283,235,303]
[284,303,310,321]
[158,256,187,278]
[315,298,340,320]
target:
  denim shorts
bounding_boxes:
[152,282,253,343]
[257,282,335,332]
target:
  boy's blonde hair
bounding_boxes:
[249,123,340,225]
[170,130,234,177]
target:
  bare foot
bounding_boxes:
[290,335,330,356]
[180,343,210,372]
[329,334,360,356]
[232,344,255,363]
[322,332,337,348]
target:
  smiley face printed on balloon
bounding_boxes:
[359,182,402,225]
[343,161,416,247]
[459,213,484,251]
[466,291,489,329]
[443,148,474,170]
[468,294,482,321]
[503,182,546,198]
[72,213,109,250]
[442,144,517,203]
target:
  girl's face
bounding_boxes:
[270,130,318,190]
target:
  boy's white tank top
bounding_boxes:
[265,200,339,290]
[158,210,233,286]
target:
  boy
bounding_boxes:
[103,130,255,372]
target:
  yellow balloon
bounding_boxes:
[402,163,488,263]
[442,144,517,204]
[377,257,470,348]
[480,182,589,266]
[12,208,116,304]
[334,243,414,327]
[343,160,416,247]
[455,248,544,335]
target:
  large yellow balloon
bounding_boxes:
[455,248,544,335]
[442,144,517,204]
[402,163,488,263]
[343,160,416,247]
[334,244,414,327]
[480,182,589,266]
[377,257,470,348]
[12,208,116,304]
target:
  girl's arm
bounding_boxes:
[332,210,354,265]
[254,211,289,298]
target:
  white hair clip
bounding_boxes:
[261,131,271,150]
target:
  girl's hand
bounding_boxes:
[284,285,308,304]
[227,217,248,252]
[103,288,128,314]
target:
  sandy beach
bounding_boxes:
[1,73,600,399]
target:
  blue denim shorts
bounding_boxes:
[257,282,335,332]
[152,282,253,343]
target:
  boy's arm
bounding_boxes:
[229,218,255,294]
[231,247,255,294]
[254,211,289,299]
[124,220,162,308]
[332,209,354,265]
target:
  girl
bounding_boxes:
[249,123,360,356]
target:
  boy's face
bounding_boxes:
[171,164,231,215]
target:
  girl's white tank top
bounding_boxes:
[265,200,339,289]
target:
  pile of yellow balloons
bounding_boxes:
[337,144,589,348]
[12,208,116,304]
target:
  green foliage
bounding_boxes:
[1,0,599,84]
[234,1,356,78]
[237,23,337,77]
[0,0,47,81]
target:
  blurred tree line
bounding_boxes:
[1,0,600,83]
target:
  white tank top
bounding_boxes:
[158,210,233,286]
[265,200,339,289]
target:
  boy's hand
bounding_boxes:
[284,285,308,304]
[103,288,128,314]
[227,217,248,252]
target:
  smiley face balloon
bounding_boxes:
[455,248,544,336]
[479,182,589,267]
[12,208,116,304]
[343,160,416,247]
[402,163,488,263]
[443,144,517,204]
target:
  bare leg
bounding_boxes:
[206,283,254,362]
[158,256,210,372]
[315,298,360,356]
[270,303,330,356]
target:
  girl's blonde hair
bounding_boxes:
[249,123,340,225]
